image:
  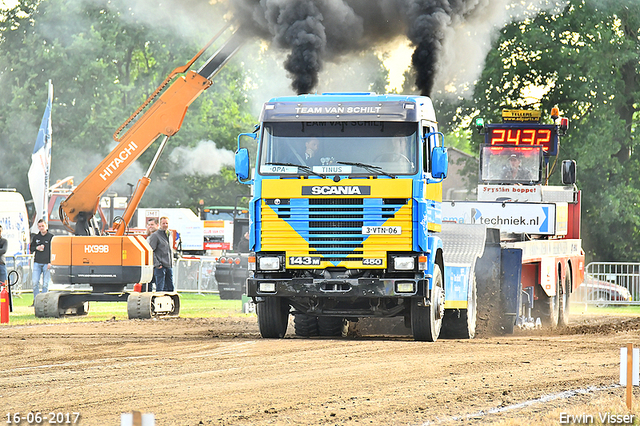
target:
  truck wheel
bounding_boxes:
[535,275,560,328]
[257,297,289,338]
[411,264,444,342]
[441,275,477,339]
[558,271,571,327]
[294,314,319,337]
[317,316,344,337]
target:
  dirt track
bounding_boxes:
[1,308,639,426]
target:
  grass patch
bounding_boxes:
[591,305,640,315]
[2,292,251,326]
[571,301,640,316]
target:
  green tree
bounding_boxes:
[0,0,255,215]
[449,0,640,262]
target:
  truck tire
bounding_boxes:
[558,271,571,327]
[257,297,289,338]
[441,275,477,339]
[534,273,560,328]
[294,314,319,337]
[317,316,344,337]
[411,264,444,342]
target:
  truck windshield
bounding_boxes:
[481,145,543,184]
[258,121,418,176]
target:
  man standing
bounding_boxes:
[145,218,159,292]
[0,225,8,285]
[147,216,174,292]
[30,219,53,304]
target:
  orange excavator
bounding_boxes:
[38,25,245,319]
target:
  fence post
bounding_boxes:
[620,344,639,411]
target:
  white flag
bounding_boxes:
[28,81,53,234]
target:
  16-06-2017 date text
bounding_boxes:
[6,412,80,424]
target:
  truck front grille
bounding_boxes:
[262,197,410,261]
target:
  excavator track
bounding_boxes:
[34,292,90,318]
[127,292,181,319]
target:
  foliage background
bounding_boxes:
[451,0,640,262]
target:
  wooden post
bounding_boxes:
[627,343,633,411]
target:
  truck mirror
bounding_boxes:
[431,146,448,179]
[235,148,250,181]
[562,160,576,185]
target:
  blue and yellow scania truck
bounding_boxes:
[234,93,524,341]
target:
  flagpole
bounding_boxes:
[28,81,53,234]
[45,80,52,223]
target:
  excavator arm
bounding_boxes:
[61,26,245,234]
[42,26,246,319]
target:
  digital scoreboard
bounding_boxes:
[485,124,559,156]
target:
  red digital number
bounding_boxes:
[537,129,551,148]
[522,129,535,145]
[488,126,555,154]
[506,129,521,145]
[490,129,506,145]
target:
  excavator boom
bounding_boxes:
[42,26,245,320]
[60,28,245,234]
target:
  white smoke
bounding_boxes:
[170,140,235,175]
[432,0,563,97]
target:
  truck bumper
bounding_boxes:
[247,277,429,299]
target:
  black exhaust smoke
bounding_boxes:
[231,0,541,96]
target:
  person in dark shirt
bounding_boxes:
[145,218,159,292]
[236,231,250,253]
[501,153,530,181]
[147,216,174,292]
[30,219,53,304]
[302,138,321,166]
[0,225,8,286]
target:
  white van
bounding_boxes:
[0,189,31,285]
[0,189,30,256]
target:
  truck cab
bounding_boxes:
[235,93,449,341]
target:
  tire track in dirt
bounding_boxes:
[1,312,638,425]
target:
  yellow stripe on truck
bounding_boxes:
[260,178,414,269]
[261,177,412,198]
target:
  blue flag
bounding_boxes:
[28,81,53,234]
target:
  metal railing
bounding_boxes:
[7,254,219,295]
[173,256,219,294]
[577,262,640,306]
[5,254,34,295]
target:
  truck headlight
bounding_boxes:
[259,256,280,271]
[394,257,415,270]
